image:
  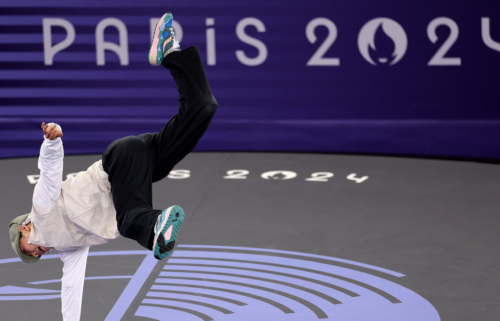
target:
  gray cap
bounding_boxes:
[9,214,40,264]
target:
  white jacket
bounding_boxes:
[28,136,120,320]
[30,156,119,251]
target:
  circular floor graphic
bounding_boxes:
[0,152,499,320]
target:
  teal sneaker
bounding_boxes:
[152,205,185,260]
[148,12,180,66]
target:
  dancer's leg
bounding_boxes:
[102,136,161,249]
[102,46,217,251]
[140,45,218,182]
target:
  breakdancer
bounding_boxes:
[8,13,217,320]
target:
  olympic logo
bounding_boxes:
[358,18,408,66]
[0,245,440,320]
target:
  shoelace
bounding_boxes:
[153,213,163,234]
[165,40,181,56]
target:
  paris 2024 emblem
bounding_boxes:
[358,18,408,66]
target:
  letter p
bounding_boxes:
[43,18,75,65]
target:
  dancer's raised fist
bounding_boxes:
[41,122,63,140]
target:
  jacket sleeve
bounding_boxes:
[59,247,89,321]
[32,136,64,215]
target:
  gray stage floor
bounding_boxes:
[0,152,499,321]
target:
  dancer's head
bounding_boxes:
[9,214,47,263]
[19,223,50,258]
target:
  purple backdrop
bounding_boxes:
[1,0,499,160]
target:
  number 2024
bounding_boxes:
[307,17,499,66]
[166,170,368,183]
[222,170,369,183]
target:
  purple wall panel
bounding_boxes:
[0,0,499,159]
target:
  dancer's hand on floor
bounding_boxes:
[41,122,63,140]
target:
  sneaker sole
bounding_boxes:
[149,12,169,65]
[152,206,172,249]
[154,205,185,260]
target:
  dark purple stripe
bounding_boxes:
[0,25,150,34]
[0,7,285,15]
[0,79,293,89]
[0,80,165,88]
[0,97,334,108]
[0,98,161,106]
[0,44,148,52]
[0,62,151,70]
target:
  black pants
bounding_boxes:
[102,46,217,250]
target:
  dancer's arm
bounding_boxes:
[32,123,64,215]
[60,247,89,321]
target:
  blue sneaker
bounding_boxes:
[152,205,185,260]
[148,12,180,66]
